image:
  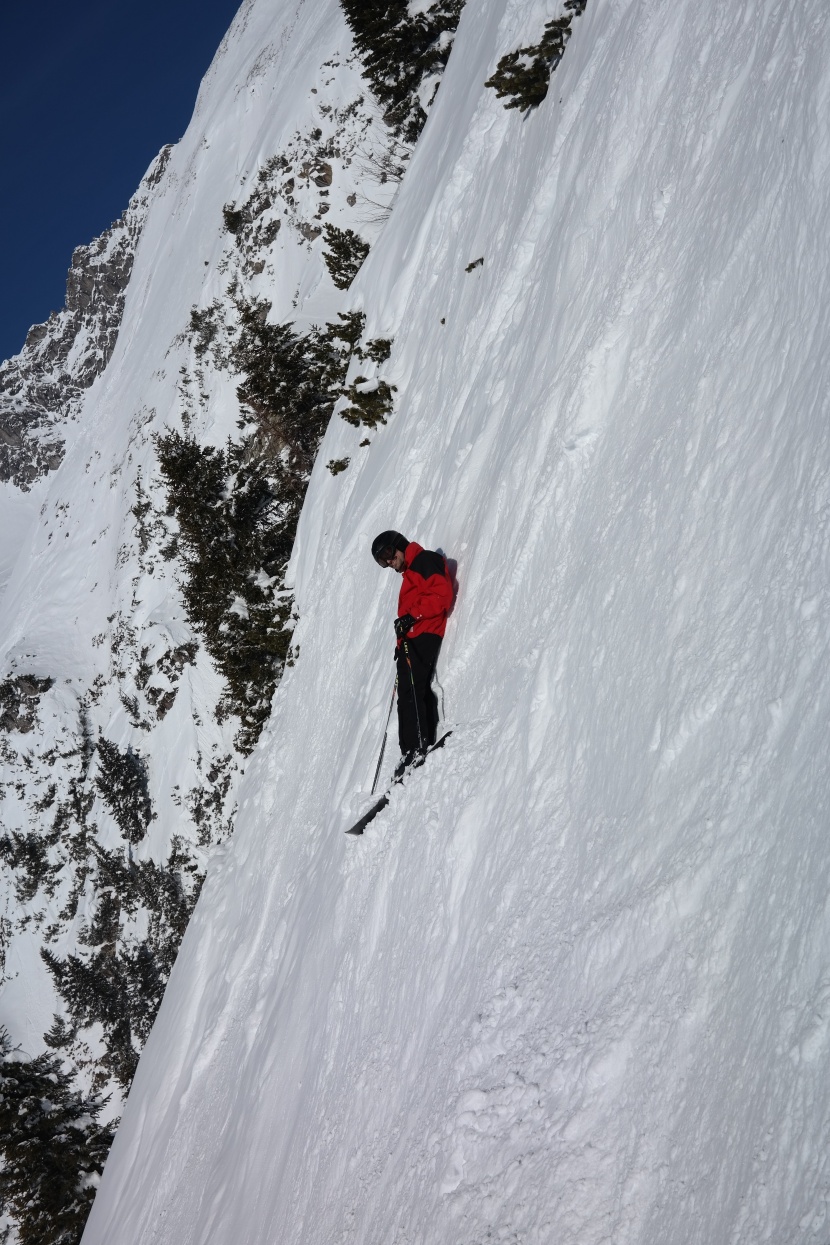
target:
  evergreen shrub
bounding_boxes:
[155,430,293,754]
[189,303,224,360]
[222,204,247,235]
[485,0,587,111]
[233,301,363,472]
[362,337,392,363]
[158,299,395,749]
[322,224,371,289]
[0,1029,113,1245]
[41,842,202,1090]
[340,377,396,429]
[0,828,56,903]
[340,0,466,142]
[95,738,153,844]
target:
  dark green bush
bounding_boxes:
[41,842,202,1091]
[159,300,393,749]
[323,224,371,289]
[362,337,392,363]
[485,1,587,111]
[189,302,223,359]
[158,304,363,751]
[95,738,152,844]
[341,377,396,429]
[0,829,54,903]
[0,1029,113,1245]
[155,430,293,754]
[222,204,247,235]
[340,0,466,142]
[233,301,361,472]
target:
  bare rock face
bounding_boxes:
[0,675,54,733]
[0,146,172,489]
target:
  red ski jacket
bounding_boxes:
[397,542,453,640]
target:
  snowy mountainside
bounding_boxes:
[83,0,830,1243]
[0,148,171,492]
[0,0,465,1206]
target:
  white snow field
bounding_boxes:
[76,0,830,1241]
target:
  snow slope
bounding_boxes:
[82,0,830,1241]
[0,0,397,1087]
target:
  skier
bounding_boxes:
[371,530,453,774]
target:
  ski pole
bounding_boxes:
[401,635,424,752]
[371,673,398,794]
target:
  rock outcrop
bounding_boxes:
[0,146,172,489]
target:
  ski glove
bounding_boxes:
[394,613,417,638]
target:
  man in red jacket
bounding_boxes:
[371,530,453,770]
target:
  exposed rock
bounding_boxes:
[0,675,54,733]
[0,146,172,490]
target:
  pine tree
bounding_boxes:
[40,946,141,1088]
[155,430,294,751]
[0,827,54,902]
[41,843,203,1090]
[232,302,346,471]
[0,1029,113,1245]
[156,305,371,749]
[95,738,152,844]
[322,224,370,290]
[340,0,466,142]
[485,2,587,111]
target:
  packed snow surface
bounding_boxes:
[82,0,830,1241]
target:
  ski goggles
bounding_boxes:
[373,544,398,567]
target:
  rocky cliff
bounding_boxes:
[0,147,171,488]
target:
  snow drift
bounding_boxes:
[71,0,830,1240]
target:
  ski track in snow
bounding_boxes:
[32,0,830,1239]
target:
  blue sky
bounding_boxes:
[1,0,243,363]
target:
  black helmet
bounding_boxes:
[371,530,408,566]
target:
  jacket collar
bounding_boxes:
[404,541,423,568]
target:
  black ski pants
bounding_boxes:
[396,632,442,755]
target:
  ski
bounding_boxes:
[345,732,452,836]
